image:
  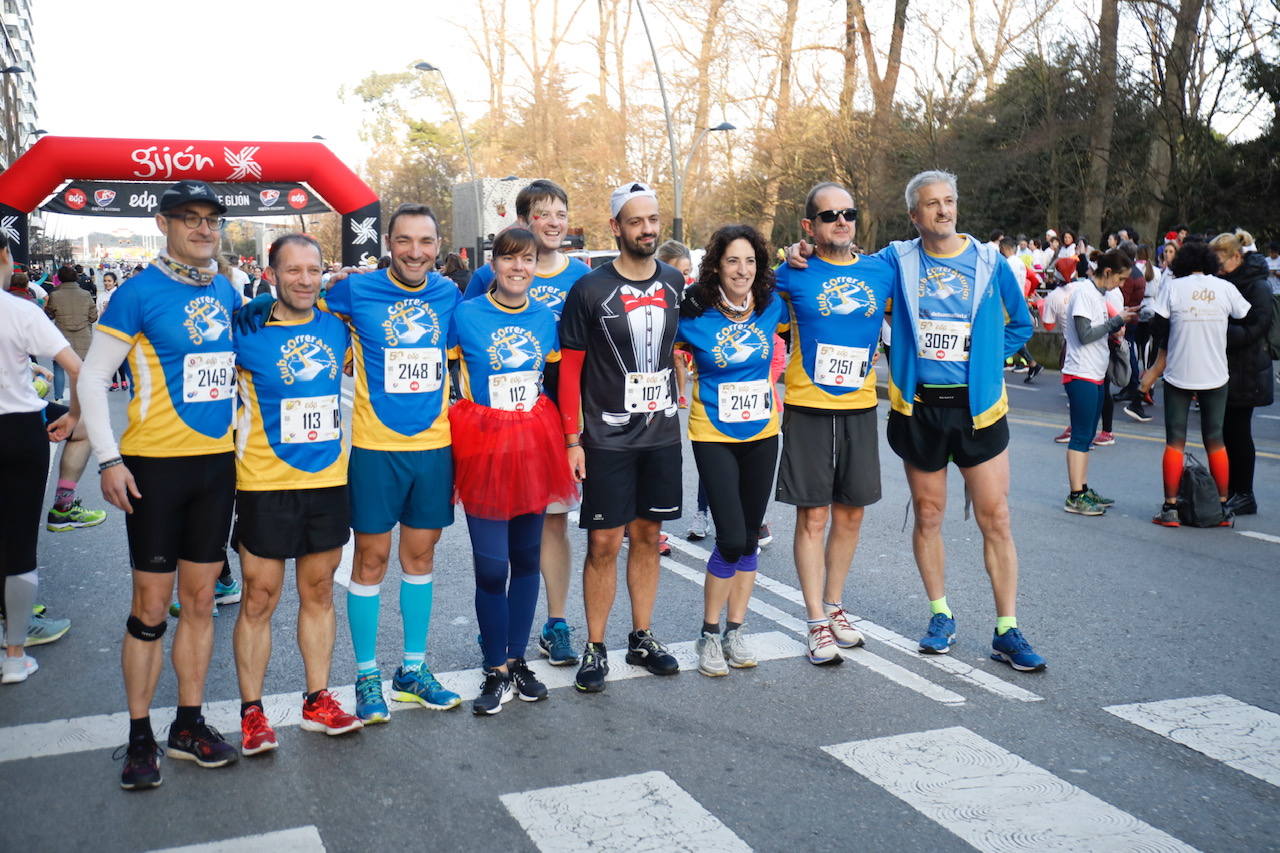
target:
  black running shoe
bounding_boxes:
[574,643,609,693]
[625,629,680,675]
[116,738,162,790]
[166,718,238,768]
[473,668,512,715]
[509,658,548,702]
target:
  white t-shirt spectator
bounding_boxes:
[1063,283,1109,381]
[1154,273,1251,390]
[0,291,70,414]
[228,265,252,297]
[1004,254,1028,296]
[1040,280,1082,329]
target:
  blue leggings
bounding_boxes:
[1065,378,1105,453]
[466,512,543,669]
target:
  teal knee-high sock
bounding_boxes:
[347,582,380,675]
[400,574,434,670]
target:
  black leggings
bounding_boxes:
[1222,406,1257,494]
[0,411,50,578]
[1163,382,1228,448]
[691,435,779,562]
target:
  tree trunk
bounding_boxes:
[686,0,726,246]
[1080,0,1119,247]
[755,0,800,244]
[1139,0,1205,241]
[851,0,909,249]
[840,0,859,120]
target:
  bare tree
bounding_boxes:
[1081,0,1119,245]
[850,0,910,248]
[755,0,801,242]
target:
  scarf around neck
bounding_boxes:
[155,251,218,286]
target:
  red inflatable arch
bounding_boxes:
[0,136,380,267]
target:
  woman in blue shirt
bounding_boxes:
[676,224,787,678]
[450,228,577,714]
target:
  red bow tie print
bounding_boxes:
[620,292,668,312]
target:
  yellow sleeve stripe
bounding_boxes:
[97,325,136,344]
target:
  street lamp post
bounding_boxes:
[414,61,484,269]
[632,0,684,242]
[675,121,735,248]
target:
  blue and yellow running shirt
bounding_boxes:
[773,254,894,411]
[319,268,459,451]
[97,264,242,457]
[463,255,591,320]
[915,237,978,386]
[674,296,788,443]
[234,310,350,491]
[454,294,560,409]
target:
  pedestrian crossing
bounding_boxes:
[0,631,806,764]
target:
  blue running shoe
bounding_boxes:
[538,621,578,666]
[390,664,461,710]
[990,628,1046,672]
[354,671,390,724]
[918,613,956,654]
[213,577,242,605]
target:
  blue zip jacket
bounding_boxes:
[882,235,1032,429]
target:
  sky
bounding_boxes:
[29,0,526,237]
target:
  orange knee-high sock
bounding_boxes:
[1207,447,1230,499]
[1162,447,1184,500]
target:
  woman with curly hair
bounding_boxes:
[675,224,787,677]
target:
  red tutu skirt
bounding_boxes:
[449,395,578,520]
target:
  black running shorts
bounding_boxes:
[887,407,1009,472]
[234,485,351,560]
[123,453,235,573]
[579,443,682,530]
[775,407,881,508]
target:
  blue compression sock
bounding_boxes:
[400,574,434,670]
[347,582,381,675]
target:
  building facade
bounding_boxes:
[1,0,38,170]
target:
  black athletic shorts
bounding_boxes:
[579,443,682,530]
[123,453,235,573]
[887,406,1009,472]
[776,407,881,508]
[234,485,351,560]
[1,411,51,578]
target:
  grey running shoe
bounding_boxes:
[25,614,70,646]
[695,631,728,677]
[1,654,38,683]
[1064,493,1105,516]
[722,627,757,669]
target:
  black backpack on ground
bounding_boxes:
[1176,453,1228,528]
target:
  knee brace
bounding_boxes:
[126,615,167,642]
[706,547,738,579]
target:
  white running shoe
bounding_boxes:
[687,510,709,541]
[826,606,865,648]
[1,654,38,684]
[722,627,757,668]
[695,631,728,676]
[806,623,842,665]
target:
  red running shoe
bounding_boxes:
[239,706,278,756]
[658,532,672,557]
[301,689,363,736]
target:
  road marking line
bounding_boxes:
[1104,694,1280,788]
[823,726,1198,852]
[500,770,750,853]
[664,535,1041,703]
[660,557,965,706]
[1259,414,1280,421]
[1238,530,1280,546]
[148,826,325,853]
[1006,415,1280,460]
[0,633,803,765]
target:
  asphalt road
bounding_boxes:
[2,371,1277,853]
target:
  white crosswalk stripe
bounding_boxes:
[1104,694,1280,787]
[823,726,1199,852]
[0,632,804,765]
[501,770,750,853]
[663,533,1042,703]
[148,826,325,853]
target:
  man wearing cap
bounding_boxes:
[557,182,684,692]
[79,179,243,789]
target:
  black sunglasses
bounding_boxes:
[813,207,858,224]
